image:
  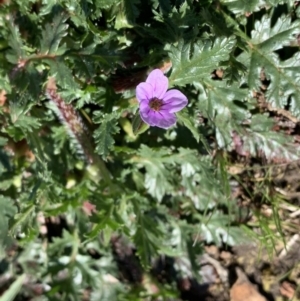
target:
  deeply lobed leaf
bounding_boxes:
[168,37,236,86]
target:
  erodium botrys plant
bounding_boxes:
[1,1,300,300]
[136,69,188,129]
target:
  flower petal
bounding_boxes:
[140,109,156,126]
[139,99,150,114]
[140,108,176,129]
[146,69,168,99]
[155,111,177,129]
[136,82,153,103]
[161,89,188,113]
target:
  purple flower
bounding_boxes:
[136,69,188,129]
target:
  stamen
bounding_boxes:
[149,98,163,111]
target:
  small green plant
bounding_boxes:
[0,0,300,299]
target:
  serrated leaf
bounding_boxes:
[9,204,35,237]
[39,0,61,15]
[93,112,120,159]
[177,110,200,142]
[95,0,120,9]
[90,278,124,301]
[0,196,17,247]
[40,11,69,55]
[234,114,300,162]
[242,15,300,116]
[78,45,120,72]
[200,211,248,246]
[47,59,78,90]
[168,37,236,86]
[148,3,198,43]
[131,146,220,204]
[221,0,261,14]
[134,227,157,269]
[7,100,41,140]
[133,214,161,269]
[177,109,212,152]
[6,20,26,63]
[222,56,248,84]
[201,9,234,37]
[197,80,250,119]
[132,145,173,201]
[196,79,251,148]
[158,0,172,14]
[252,15,300,52]
[124,0,140,23]
[9,114,40,131]
[88,206,120,242]
[48,229,76,256]
[8,65,42,102]
[177,152,229,209]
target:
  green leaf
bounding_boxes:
[115,10,133,30]
[47,59,78,90]
[0,274,26,301]
[221,0,260,14]
[242,15,300,116]
[73,45,120,76]
[158,0,172,14]
[9,115,40,132]
[95,0,120,9]
[6,100,41,140]
[90,278,124,301]
[0,196,17,247]
[39,0,62,15]
[196,79,251,148]
[222,56,248,84]
[146,2,198,43]
[6,61,37,95]
[40,11,69,55]
[9,204,35,237]
[0,75,10,92]
[234,114,300,162]
[251,15,299,52]
[131,146,221,204]
[132,112,149,135]
[178,153,229,209]
[88,208,120,242]
[48,229,76,255]
[133,214,161,269]
[133,145,173,201]
[200,8,234,37]
[177,109,200,142]
[197,80,250,118]
[93,112,120,159]
[200,211,248,246]
[0,137,8,146]
[177,109,211,153]
[168,37,236,86]
[124,0,140,23]
[5,20,26,64]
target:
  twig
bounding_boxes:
[278,234,300,259]
[201,253,228,284]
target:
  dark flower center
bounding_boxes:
[149,98,163,111]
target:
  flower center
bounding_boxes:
[149,98,163,111]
